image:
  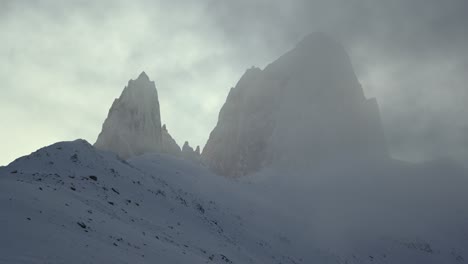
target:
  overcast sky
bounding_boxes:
[1,0,467,166]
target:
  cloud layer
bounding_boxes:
[1,0,467,165]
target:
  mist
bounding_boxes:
[1,0,468,165]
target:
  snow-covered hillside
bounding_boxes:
[0,140,310,263]
[1,140,468,263]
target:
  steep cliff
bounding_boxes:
[94,72,163,159]
[203,33,388,177]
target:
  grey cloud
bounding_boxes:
[202,0,468,162]
[1,0,467,165]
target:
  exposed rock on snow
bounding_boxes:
[182,141,201,162]
[95,72,163,159]
[203,33,388,177]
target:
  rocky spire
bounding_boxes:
[138,71,149,81]
[182,141,201,162]
[94,72,163,159]
[182,141,193,152]
[202,33,388,177]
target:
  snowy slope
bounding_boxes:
[238,159,468,264]
[0,140,310,264]
[1,140,468,263]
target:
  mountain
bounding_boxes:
[2,33,468,263]
[202,33,388,177]
[95,72,181,159]
[94,72,163,159]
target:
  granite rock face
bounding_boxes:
[202,33,388,177]
[161,124,182,156]
[95,72,164,159]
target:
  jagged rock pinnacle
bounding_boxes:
[182,141,201,162]
[94,72,162,159]
[138,71,150,81]
[202,33,388,177]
